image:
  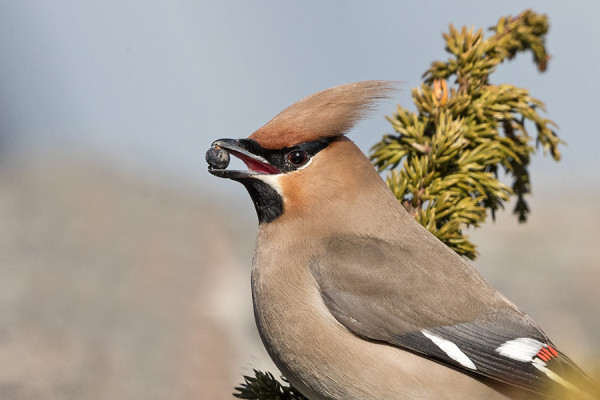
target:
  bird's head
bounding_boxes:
[207,81,397,224]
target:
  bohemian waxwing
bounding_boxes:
[207,81,599,399]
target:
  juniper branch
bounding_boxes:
[371,9,562,259]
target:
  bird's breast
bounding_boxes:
[249,226,512,400]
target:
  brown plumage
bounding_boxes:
[207,81,599,399]
[249,80,396,149]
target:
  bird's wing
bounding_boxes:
[310,234,599,398]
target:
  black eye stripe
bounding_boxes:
[238,137,336,172]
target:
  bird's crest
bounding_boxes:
[249,80,398,149]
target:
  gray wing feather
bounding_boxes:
[309,235,600,396]
[310,234,520,338]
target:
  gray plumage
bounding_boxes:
[208,81,599,399]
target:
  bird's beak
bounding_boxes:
[208,138,281,179]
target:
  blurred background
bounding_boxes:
[1,1,599,399]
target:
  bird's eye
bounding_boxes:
[286,150,309,167]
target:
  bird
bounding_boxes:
[207,81,599,399]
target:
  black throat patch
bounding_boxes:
[237,177,284,224]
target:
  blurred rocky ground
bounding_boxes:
[0,154,598,399]
[0,154,275,400]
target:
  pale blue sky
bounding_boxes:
[1,1,599,195]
